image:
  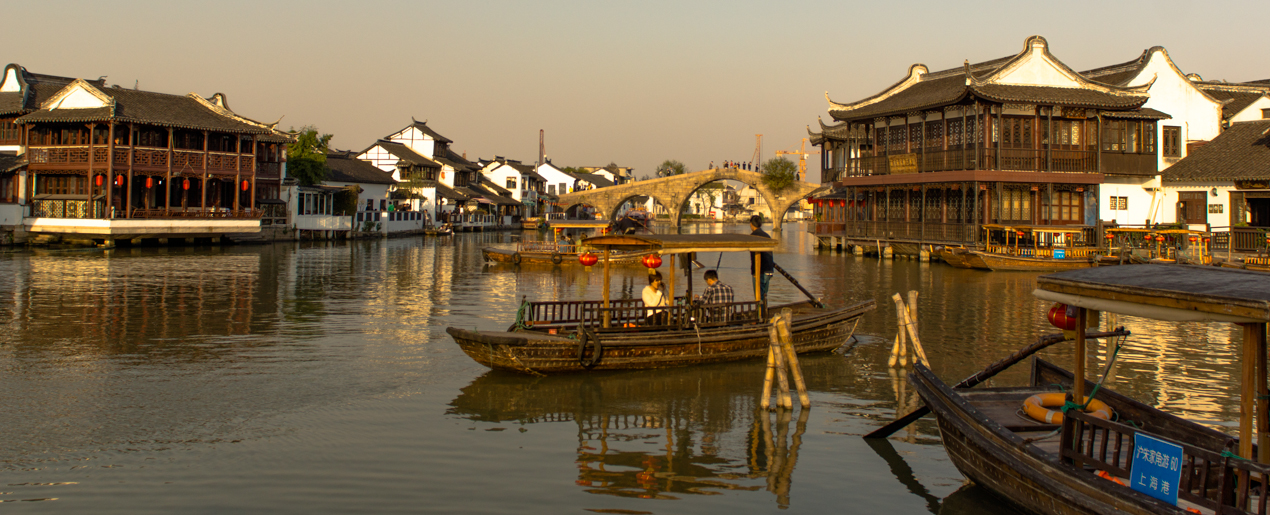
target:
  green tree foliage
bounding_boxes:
[657,159,688,177]
[333,186,360,215]
[761,157,797,193]
[287,126,333,186]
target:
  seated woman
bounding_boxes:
[642,271,669,326]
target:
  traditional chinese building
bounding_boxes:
[808,36,1164,253]
[0,63,291,244]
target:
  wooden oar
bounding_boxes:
[772,263,824,308]
[863,328,1129,439]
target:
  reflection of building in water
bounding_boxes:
[448,365,812,506]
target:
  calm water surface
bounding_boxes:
[0,222,1244,513]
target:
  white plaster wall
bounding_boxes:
[0,203,23,225]
[993,44,1081,88]
[482,164,522,201]
[358,146,400,175]
[0,68,19,92]
[1100,176,1157,225]
[1127,51,1224,170]
[295,215,352,231]
[1230,97,1270,123]
[1165,181,1234,228]
[50,86,107,109]
[388,127,436,158]
[536,164,576,194]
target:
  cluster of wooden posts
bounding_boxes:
[761,308,810,410]
[889,291,928,368]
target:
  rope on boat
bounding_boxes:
[513,297,530,331]
[1060,328,1127,416]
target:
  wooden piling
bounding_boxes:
[761,337,777,410]
[777,308,809,408]
[892,293,928,366]
[770,315,792,409]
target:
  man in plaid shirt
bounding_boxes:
[698,270,735,322]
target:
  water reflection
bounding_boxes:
[449,363,815,507]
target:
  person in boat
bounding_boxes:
[696,269,734,322]
[749,215,775,302]
[642,271,669,325]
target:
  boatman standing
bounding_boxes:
[749,215,774,303]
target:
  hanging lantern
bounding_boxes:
[95,175,104,187]
[1016,231,1024,238]
[641,253,662,269]
[1155,235,1165,243]
[182,178,190,191]
[1104,233,1115,240]
[1144,233,1152,241]
[114,175,124,186]
[578,252,598,267]
[145,177,153,189]
[241,180,249,191]
[1188,235,1198,243]
[1047,303,1078,331]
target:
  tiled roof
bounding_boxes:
[15,85,279,135]
[1081,49,1151,87]
[435,183,468,201]
[571,172,614,188]
[1198,86,1269,121]
[1162,120,1270,182]
[1100,107,1172,120]
[0,65,103,117]
[325,152,396,185]
[406,120,452,144]
[374,140,440,167]
[0,154,24,173]
[826,37,1150,123]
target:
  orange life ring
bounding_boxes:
[1022,393,1113,424]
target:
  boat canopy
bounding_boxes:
[546,220,610,229]
[581,233,778,255]
[1035,264,1270,323]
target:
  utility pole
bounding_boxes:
[538,129,544,169]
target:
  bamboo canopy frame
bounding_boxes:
[1035,264,1270,462]
[582,234,781,327]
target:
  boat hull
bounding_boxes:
[447,301,873,374]
[966,251,1094,272]
[911,362,1194,515]
[939,248,974,269]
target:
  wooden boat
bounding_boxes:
[424,223,454,236]
[966,225,1097,271]
[1103,227,1212,265]
[481,220,656,266]
[908,264,1270,514]
[451,233,875,374]
[938,246,975,269]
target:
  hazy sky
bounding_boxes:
[8,0,1267,182]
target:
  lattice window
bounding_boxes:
[1162,126,1180,157]
[909,124,922,151]
[889,126,906,153]
[966,117,979,147]
[948,120,963,147]
[926,122,942,149]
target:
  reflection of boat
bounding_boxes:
[452,234,875,374]
[911,265,1270,514]
[965,225,1096,271]
[480,220,655,267]
[447,364,811,504]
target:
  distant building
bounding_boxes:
[0,63,291,244]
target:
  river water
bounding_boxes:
[0,222,1245,513]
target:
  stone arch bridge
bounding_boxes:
[557,168,822,233]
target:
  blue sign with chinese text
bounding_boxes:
[1054,248,1066,259]
[1131,433,1183,505]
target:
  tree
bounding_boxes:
[760,157,797,193]
[657,159,688,177]
[287,125,333,186]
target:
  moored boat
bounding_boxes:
[481,219,656,267]
[453,233,876,374]
[938,246,974,268]
[906,264,1270,514]
[966,225,1098,271]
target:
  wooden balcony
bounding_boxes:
[27,145,257,174]
[839,147,1151,178]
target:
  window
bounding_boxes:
[1001,117,1033,149]
[1263,109,1270,120]
[1043,190,1082,223]
[506,177,517,189]
[1178,191,1206,224]
[1102,120,1126,151]
[1110,196,1128,210]
[1162,126,1181,157]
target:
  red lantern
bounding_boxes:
[1144,233,1152,241]
[1047,303,1078,331]
[115,175,124,186]
[145,177,153,189]
[241,180,249,191]
[839,200,846,208]
[1016,231,1024,238]
[1188,235,1197,243]
[641,253,662,269]
[95,175,103,187]
[1155,235,1165,243]
[182,179,190,191]
[579,252,598,267]
[1104,233,1114,240]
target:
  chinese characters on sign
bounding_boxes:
[1131,433,1183,505]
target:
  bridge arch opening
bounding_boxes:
[609,194,674,226]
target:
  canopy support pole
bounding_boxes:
[602,248,611,328]
[667,254,676,302]
[1241,322,1262,460]
[1257,322,1268,464]
[754,254,762,319]
[1073,308,1087,402]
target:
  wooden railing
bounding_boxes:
[131,208,262,219]
[841,148,1107,177]
[33,199,102,219]
[524,298,763,331]
[28,146,252,174]
[845,221,976,244]
[984,245,1100,258]
[1061,409,1270,514]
